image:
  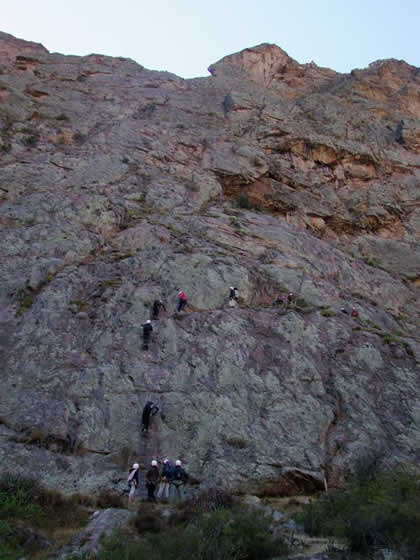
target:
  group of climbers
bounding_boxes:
[142,287,360,350]
[341,306,359,317]
[127,458,189,504]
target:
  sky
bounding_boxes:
[2,0,419,78]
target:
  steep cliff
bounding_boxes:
[0,32,419,496]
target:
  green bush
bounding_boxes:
[296,465,420,556]
[99,509,288,560]
[0,520,24,560]
[0,474,42,520]
[236,194,254,210]
[0,473,89,530]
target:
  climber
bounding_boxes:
[141,401,159,434]
[168,459,189,502]
[228,286,239,308]
[127,462,140,504]
[351,306,359,318]
[146,459,160,502]
[340,307,349,314]
[157,458,173,501]
[152,299,166,320]
[287,292,296,307]
[275,294,286,308]
[177,291,188,312]
[142,319,153,350]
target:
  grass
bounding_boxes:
[14,288,35,315]
[295,462,420,557]
[320,309,337,317]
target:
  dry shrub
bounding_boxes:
[134,503,164,534]
[96,489,125,509]
[70,493,96,507]
[181,487,237,514]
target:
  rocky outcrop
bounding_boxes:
[0,32,419,497]
[58,508,135,558]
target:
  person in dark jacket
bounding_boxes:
[157,458,173,501]
[142,401,159,433]
[127,462,140,504]
[152,299,166,320]
[142,319,153,350]
[146,460,160,501]
[228,286,239,308]
[168,459,189,502]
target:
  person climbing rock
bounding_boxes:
[351,306,359,318]
[168,459,189,502]
[157,458,173,501]
[275,294,286,308]
[146,459,160,502]
[152,299,166,320]
[177,291,188,312]
[228,286,239,307]
[142,319,153,350]
[127,462,140,504]
[142,401,159,434]
[287,292,296,307]
[341,307,349,314]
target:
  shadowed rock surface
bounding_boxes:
[0,31,419,496]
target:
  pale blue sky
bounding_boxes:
[2,0,419,78]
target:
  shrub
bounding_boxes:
[0,474,42,520]
[320,309,337,317]
[0,520,24,560]
[96,489,125,509]
[236,194,254,210]
[296,465,420,556]
[135,503,165,534]
[0,473,89,531]
[225,437,248,449]
[56,113,70,121]
[99,509,288,560]
[181,487,237,514]
[73,131,86,145]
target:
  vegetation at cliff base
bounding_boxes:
[0,473,90,558]
[97,508,288,560]
[296,463,420,558]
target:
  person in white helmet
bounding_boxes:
[168,459,189,502]
[146,459,160,502]
[157,458,173,501]
[142,319,153,350]
[127,462,140,504]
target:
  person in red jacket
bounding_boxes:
[177,291,187,312]
[351,306,359,318]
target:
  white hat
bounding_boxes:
[132,463,139,469]
[230,286,234,289]
[163,458,169,464]
[151,460,158,466]
[146,319,151,324]
[175,459,182,466]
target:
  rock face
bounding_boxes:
[0,32,419,496]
